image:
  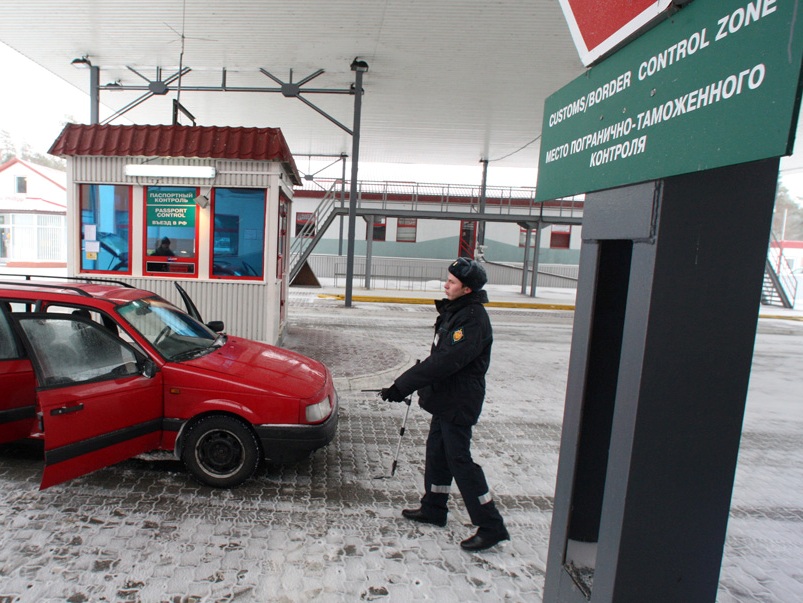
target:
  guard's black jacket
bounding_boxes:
[394,290,492,426]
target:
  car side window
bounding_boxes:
[0,303,20,360]
[42,303,145,353]
[17,316,141,387]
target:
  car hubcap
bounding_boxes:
[197,430,243,477]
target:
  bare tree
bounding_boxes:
[773,184,803,241]
[0,130,66,170]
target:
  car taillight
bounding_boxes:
[305,396,332,423]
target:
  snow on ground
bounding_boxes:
[0,291,800,601]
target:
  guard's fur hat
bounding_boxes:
[448,257,487,291]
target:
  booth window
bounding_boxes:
[80,184,131,273]
[144,186,198,276]
[212,188,266,279]
[397,218,417,243]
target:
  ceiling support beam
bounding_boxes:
[91,65,356,131]
[259,68,354,134]
[99,66,192,125]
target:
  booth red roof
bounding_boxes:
[49,123,301,185]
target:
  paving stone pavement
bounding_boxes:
[0,288,801,602]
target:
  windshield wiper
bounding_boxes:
[169,346,216,362]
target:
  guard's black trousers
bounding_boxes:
[419,415,505,532]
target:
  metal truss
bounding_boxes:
[94,65,357,132]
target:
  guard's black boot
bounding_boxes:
[402,507,447,527]
[460,526,510,551]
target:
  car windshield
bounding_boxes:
[117,297,222,361]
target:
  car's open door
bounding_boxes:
[174,283,224,333]
[174,282,203,322]
[15,314,164,489]
[0,306,37,443]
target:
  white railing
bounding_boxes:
[296,178,584,220]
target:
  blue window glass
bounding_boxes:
[212,188,266,278]
[80,184,130,273]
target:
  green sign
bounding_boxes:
[146,188,197,227]
[536,0,803,201]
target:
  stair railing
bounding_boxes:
[764,231,798,308]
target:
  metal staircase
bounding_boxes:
[288,180,345,282]
[762,231,798,308]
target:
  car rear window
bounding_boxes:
[0,306,20,359]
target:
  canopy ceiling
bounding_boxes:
[0,0,586,180]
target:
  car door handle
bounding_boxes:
[51,404,85,416]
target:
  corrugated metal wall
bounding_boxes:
[117,277,270,342]
[67,156,292,344]
[71,157,287,188]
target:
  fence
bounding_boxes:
[305,254,578,291]
[0,214,66,263]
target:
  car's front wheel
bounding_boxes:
[181,415,261,488]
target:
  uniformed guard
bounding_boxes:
[380,257,509,551]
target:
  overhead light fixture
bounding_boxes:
[350,57,369,72]
[124,164,216,178]
[71,56,92,69]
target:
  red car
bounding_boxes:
[0,276,338,489]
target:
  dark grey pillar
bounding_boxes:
[339,154,347,256]
[365,215,374,290]
[345,60,367,307]
[89,65,100,124]
[521,226,532,295]
[544,158,779,603]
[530,223,542,298]
[477,159,488,252]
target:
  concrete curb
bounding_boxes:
[319,293,803,320]
[318,293,577,311]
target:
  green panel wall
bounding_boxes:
[296,236,580,264]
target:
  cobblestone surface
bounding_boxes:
[0,291,800,602]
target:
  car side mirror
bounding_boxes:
[206,321,225,333]
[141,358,158,379]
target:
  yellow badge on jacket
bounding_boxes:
[451,328,465,344]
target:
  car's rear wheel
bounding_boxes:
[181,415,260,488]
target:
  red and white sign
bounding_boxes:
[558,0,674,66]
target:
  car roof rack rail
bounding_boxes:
[0,279,93,297]
[0,273,135,288]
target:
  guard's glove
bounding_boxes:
[379,385,405,402]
